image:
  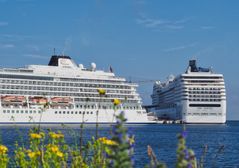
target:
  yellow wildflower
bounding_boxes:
[97,88,106,95]
[98,137,118,146]
[129,136,135,145]
[47,144,59,153]
[30,133,42,139]
[56,151,64,158]
[0,145,8,154]
[28,152,35,158]
[112,99,121,106]
[51,146,59,153]
[27,151,40,158]
[49,132,64,139]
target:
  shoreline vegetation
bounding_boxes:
[0,112,200,168]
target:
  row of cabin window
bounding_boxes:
[55,111,93,115]
[2,110,94,115]
[184,112,223,116]
[0,79,131,89]
[186,80,223,83]
[1,85,132,95]
[188,91,221,94]
[60,78,122,84]
[189,95,221,98]
[189,99,221,102]
[188,87,221,90]
[75,104,140,110]
[3,109,41,114]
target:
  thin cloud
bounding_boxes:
[164,43,197,52]
[0,34,34,41]
[136,15,190,30]
[23,54,48,60]
[165,25,184,30]
[0,22,8,26]
[0,44,15,48]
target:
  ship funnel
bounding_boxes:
[187,60,211,73]
[189,60,197,72]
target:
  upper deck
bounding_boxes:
[0,55,126,82]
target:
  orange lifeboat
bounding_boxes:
[51,97,72,104]
[1,95,26,103]
[29,97,48,105]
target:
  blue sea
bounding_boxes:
[1,121,238,167]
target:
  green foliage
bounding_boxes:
[176,131,197,168]
[107,112,134,168]
[0,114,201,168]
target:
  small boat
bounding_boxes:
[51,97,72,104]
[1,95,26,103]
[29,96,48,105]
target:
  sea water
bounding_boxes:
[0,121,238,167]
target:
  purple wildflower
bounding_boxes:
[183,149,189,160]
[187,163,193,168]
[181,131,187,138]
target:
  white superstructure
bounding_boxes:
[151,60,226,123]
[0,55,150,124]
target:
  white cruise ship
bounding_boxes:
[0,55,150,124]
[151,60,226,123]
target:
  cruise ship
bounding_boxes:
[151,60,226,123]
[0,55,150,124]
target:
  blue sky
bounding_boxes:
[0,0,238,120]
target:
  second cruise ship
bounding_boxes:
[151,60,226,123]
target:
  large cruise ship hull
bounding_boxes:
[182,101,226,124]
[0,107,152,125]
[153,100,226,124]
